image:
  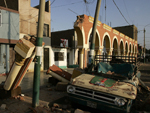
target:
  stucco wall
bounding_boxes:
[0,9,19,40]
[19,0,51,37]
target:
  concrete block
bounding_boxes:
[19,96,25,101]
[74,109,90,113]
[11,86,21,97]
[55,82,68,91]
[0,86,21,99]
[23,35,31,40]
[74,109,84,113]
[48,77,60,85]
[0,104,6,110]
[14,38,35,58]
[53,103,60,108]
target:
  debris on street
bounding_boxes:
[46,64,72,83]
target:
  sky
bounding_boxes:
[31,0,150,49]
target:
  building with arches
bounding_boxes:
[51,14,138,69]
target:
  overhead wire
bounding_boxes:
[122,0,132,24]
[105,0,106,24]
[84,0,91,16]
[112,0,130,25]
[84,0,95,4]
[50,0,56,6]
[51,1,83,8]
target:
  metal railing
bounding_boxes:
[94,55,137,65]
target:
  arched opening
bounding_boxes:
[88,32,100,64]
[74,27,84,68]
[103,35,110,55]
[129,44,132,56]
[75,27,83,47]
[112,38,118,55]
[125,43,128,56]
[133,45,135,56]
[135,46,137,57]
[120,41,124,55]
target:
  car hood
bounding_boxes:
[71,74,137,99]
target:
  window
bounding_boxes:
[36,23,49,37]
[43,24,49,37]
[54,52,64,61]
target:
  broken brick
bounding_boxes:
[19,96,25,101]
[55,82,68,91]
[53,103,59,108]
[0,104,6,110]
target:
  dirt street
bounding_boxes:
[0,63,150,113]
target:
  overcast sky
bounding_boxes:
[31,0,150,49]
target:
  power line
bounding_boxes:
[105,0,106,24]
[84,0,91,16]
[123,0,132,24]
[68,8,78,15]
[112,0,130,25]
[51,1,83,8]
[84,0,95,4]
[50,0,56,6]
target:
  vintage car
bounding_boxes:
[67,55,143,113]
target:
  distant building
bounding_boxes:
[113,25,138,41]
[51,15,138,69]
[51,29,75,67]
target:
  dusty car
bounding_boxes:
[67,55,142,113]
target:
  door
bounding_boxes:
[44,48,49,70]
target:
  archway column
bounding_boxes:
[129,53,132,63]
[74,48,79,64]
[99,47,103,55]
[79,48,84,69]
[83,48,88,68]
[125,52,129,62]
[108,48,113,61]
[109,48,113,56]
[118,48,121,56]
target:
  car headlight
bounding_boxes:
[115,97,127,106]
[67,85,75,93]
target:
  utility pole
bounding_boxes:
[32,0,45,107]
[88,0,101,65]
[144,28,146,63]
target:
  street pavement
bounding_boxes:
[139,62,150,87]
[0,63,150,93]
[0,64,150,113]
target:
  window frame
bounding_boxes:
[43,24,49,37]
[54,52,64,61]
[36,22,49,37]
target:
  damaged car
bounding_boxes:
[67,55,149,113]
